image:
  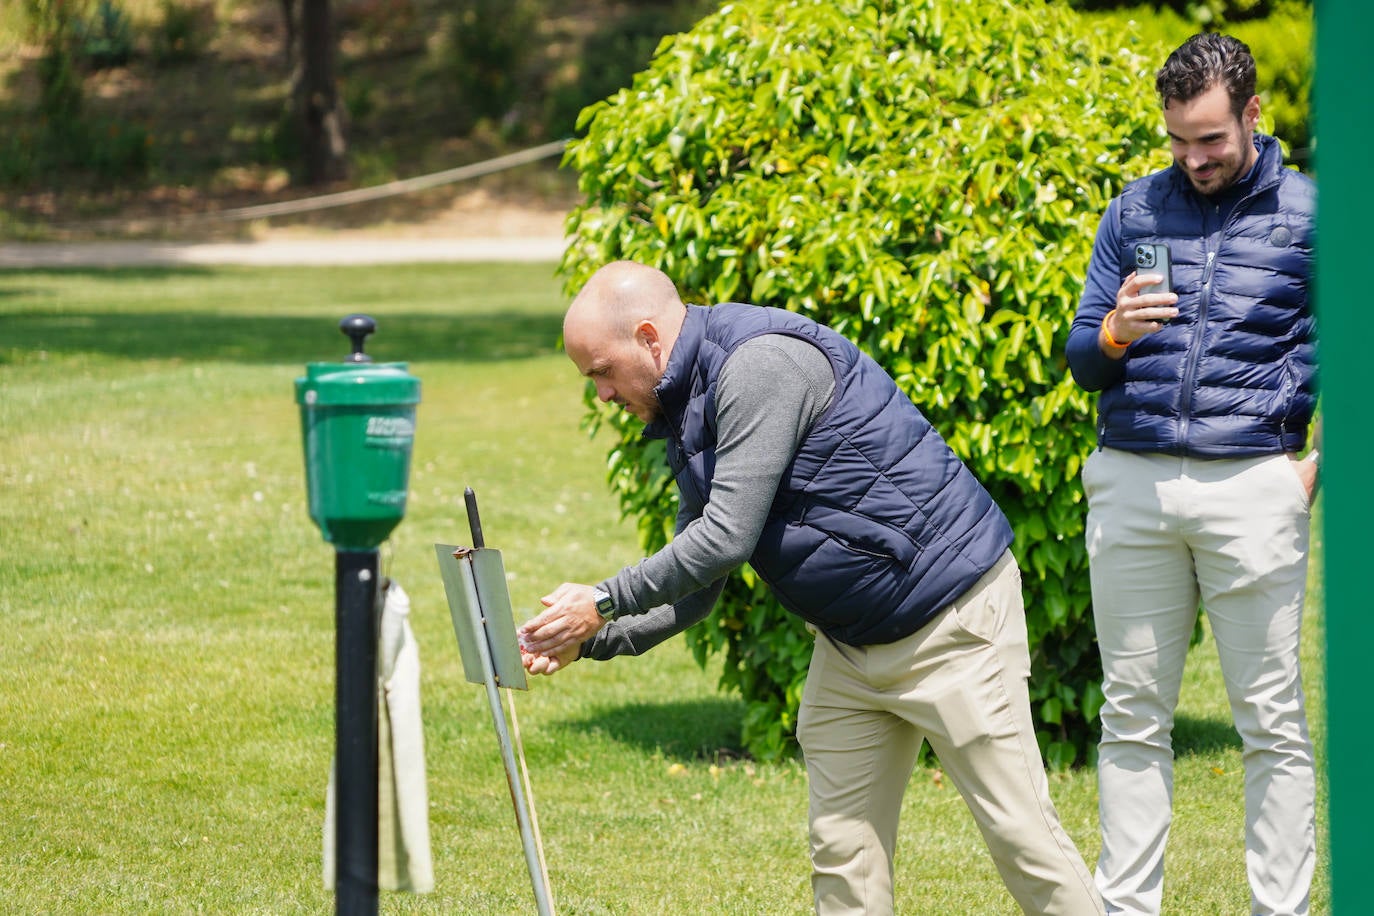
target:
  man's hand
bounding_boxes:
[521,642,582,676]
[1100,272,1181,358]
[517,582,608,659]
[1289,453,1319,502]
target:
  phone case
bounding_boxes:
[1133,243,1172,296]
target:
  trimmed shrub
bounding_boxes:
[561,0,1179,765]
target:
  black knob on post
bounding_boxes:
[340,314,376,363]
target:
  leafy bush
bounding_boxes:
[23,0,84,122]
[150,0,216,67]
[561,0,1177,765]
[1228,3,1312,162]
[72,0,132,70]
[80,115,151,178]
[429,0,537,134]
[3,0,147,185]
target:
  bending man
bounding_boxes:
[521,260,1103,916]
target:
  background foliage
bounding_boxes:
[1072,0,1294,30]
[0,0,1310,222]
[0,0,717,195]
[559,0,1277,764]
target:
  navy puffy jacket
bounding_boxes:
[645,303,1013,646]
[1067,133,1316,457]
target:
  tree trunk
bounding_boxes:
[280,0,297,71]
[296,0,347,186]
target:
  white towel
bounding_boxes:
[324,579,434,892]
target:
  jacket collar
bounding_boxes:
[644,304,710,441]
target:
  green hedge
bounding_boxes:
[559,0,1312,765]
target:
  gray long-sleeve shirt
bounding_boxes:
[581,333,835,659]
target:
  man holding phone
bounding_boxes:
[1066,33,1317,916]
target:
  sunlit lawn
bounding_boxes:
[0,263,1327,913]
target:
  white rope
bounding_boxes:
[70,139,570,228]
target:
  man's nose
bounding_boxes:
[595,380,614,402]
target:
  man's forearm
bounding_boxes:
[580,579,723,659]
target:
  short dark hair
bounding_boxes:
[1155,32,1256,120]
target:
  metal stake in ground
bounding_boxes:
[435,488,554,915]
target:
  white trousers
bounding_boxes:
[1083,448,1315,916]
[798,551,1103,916]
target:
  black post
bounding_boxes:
[334,549,380,916]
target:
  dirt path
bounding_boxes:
[0,189,572,267]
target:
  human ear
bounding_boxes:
[636,320,661,356]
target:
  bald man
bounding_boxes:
[519,261,1102,916]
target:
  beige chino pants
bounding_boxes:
[798,550,1103,916]
[1083,448,1315,916]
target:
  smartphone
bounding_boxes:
[1133,243,1172,296]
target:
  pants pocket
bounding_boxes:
[1273,454,1312,513]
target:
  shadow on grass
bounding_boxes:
[557,702,1243,766]
[1,306,563,364]
[1173,712,1242,757]
[558,697,749,762]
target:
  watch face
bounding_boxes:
[593,590,615,617]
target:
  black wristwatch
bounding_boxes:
[591,587,616,620]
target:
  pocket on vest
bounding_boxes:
[797,503,920,568]
[753,503,923,622]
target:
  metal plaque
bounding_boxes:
[434,544,528,690]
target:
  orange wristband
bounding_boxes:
[1102,309,1129,350]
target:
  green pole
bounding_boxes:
[1317,1,1374,911]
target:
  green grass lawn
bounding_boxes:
[0,263,1328,913]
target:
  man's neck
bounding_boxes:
[1207,134,1261,202]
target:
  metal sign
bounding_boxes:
[434,489,553,916]
[434,544,527,691]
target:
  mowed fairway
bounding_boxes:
[0,262,1327,913]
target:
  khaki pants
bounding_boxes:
[1083,448,1315,916]
[798,550,1103,916]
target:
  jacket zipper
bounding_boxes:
[1177,172,1271,450]
[667,415,707,510]
[1178,247,1216,446]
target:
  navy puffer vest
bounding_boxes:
[1100,133,1316,456]
[645,303,1013,646]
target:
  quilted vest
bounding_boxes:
[644,303,1013,646]
[1100,133,1317,456]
